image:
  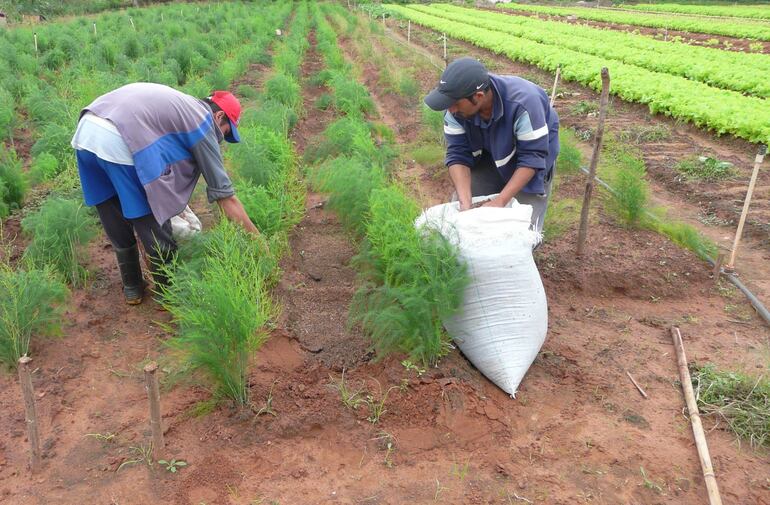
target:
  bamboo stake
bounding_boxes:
[726,145,766,271]
[33,33,38,55]
[549,65,561,107]
[442,33,447,63]
[93,23,97,36]
[18,356,41,474]
[625,370,648,399]
[143,362,164,457]
[382,12,386,27]
[407,20,411,44]
[670,327,723,505]
[576,67,610,256]
[129,17,135,30]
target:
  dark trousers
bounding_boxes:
[95,196,177,264]
[465,152,554,233]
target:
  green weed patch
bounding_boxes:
[21,198,97,286]
[0,146,26,218]
[0,266,68,371]
[675,156,734,182]
[692,363,770,449]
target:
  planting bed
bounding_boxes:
[0,3,769,505]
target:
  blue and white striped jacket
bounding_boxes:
[444,74,560,194]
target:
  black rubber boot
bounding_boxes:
[115,244,145,305]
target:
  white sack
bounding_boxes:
[415,195,548,396]
[170,205,202,240]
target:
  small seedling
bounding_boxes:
[640,467,664,494]
[364,382,398,424]
[158,458,187,473]
[85,432,116,444]
[401,359,426,377]
[328,368,364,410]
[371,431,396,468]
[255,381,278,417]
[118,443,154,471]
[450,459,470,481]
[434,479,449,502]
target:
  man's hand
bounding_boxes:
[481,197,507,208]
[448,164,472,211]
[217,195,260,235]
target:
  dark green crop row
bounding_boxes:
[160,2,310,407]
[309,4,468,366]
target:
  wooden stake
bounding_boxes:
[129,17,135,30]
[92,22,97,36]
[549,65,561,107]
[407,20,411,44]
[670,327,723,505]
[18,356,42,474]
[726,145,766,271]
[382,12,386,27]
[442,33,447,63]
[576,67,611,256]
[143,362,164,457]
[712,252,724,285]
[33,33,38,55]
[625,370,648,399]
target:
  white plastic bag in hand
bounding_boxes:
[170,206,202,240]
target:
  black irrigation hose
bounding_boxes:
[578,166,770,327]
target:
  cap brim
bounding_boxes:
[225,119,240,143]
[424,88,456,111]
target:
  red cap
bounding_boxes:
[209,91,241,143]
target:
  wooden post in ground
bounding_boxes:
[33,33,38,55]
[712,251,724,286]
[725,145,766,271]
[550,65,561,107]
[670,327,724,505]
[93,22,97,36]
[129,17,135,30]
[407,20,411,44]
[18,357,42,474]
[143,362,164,457]
[442,33,447,64]
[576,67,611,257]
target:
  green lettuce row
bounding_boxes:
[619,3,770,21]
[420,4,770,99]
[387,5,770,144]
[498,3,770,41]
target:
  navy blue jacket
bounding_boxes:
[444,74,560,194]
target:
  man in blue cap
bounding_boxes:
[425,57,559,233]
[71,83,259,305]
